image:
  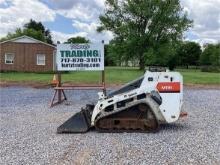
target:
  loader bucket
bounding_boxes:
[57,105,94,133]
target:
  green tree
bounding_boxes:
[200,43,220,66]
[97,0,192,69]
[0,19,53,44]
[177,41,202,68]
[145,42,178,70]
[107,38,130,66]
[24,19,45,32]
[104,44,117,66]
[65,36,90,43]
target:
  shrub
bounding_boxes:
[201,66,220,73]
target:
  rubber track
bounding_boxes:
[94,99,159,132]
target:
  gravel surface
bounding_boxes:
[0,86,220,165]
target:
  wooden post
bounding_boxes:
[101,40,106,96]
[57,71,62,103]
[102,70,106,96]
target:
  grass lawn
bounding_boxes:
[0,67,219,85]
[176,69,220,85]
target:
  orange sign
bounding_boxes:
[156,82,180,93]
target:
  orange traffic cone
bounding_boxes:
[51,74,59,86]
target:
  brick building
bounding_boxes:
[0,35,56,72]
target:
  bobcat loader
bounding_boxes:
[57,68,186,133]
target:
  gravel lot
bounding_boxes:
[0,86,219,165]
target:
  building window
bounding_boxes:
[5,53,15,64]
[37,54,45,65]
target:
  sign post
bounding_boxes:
[50,42,105,107]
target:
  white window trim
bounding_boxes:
[37,54,46,66]
[5,53,15,64]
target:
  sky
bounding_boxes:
[0,0,220,45]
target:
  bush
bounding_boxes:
[200,43,220,66]
[200,66,220,73]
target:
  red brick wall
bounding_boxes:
[0,42,56,72]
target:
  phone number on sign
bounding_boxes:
[61,58,101,63]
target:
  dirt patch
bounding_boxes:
[56,142,93,165]
[0,81,51,89]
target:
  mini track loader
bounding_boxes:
[57,67,186,133]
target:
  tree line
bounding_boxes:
[1,0,219,72]
[105,41,220,70]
